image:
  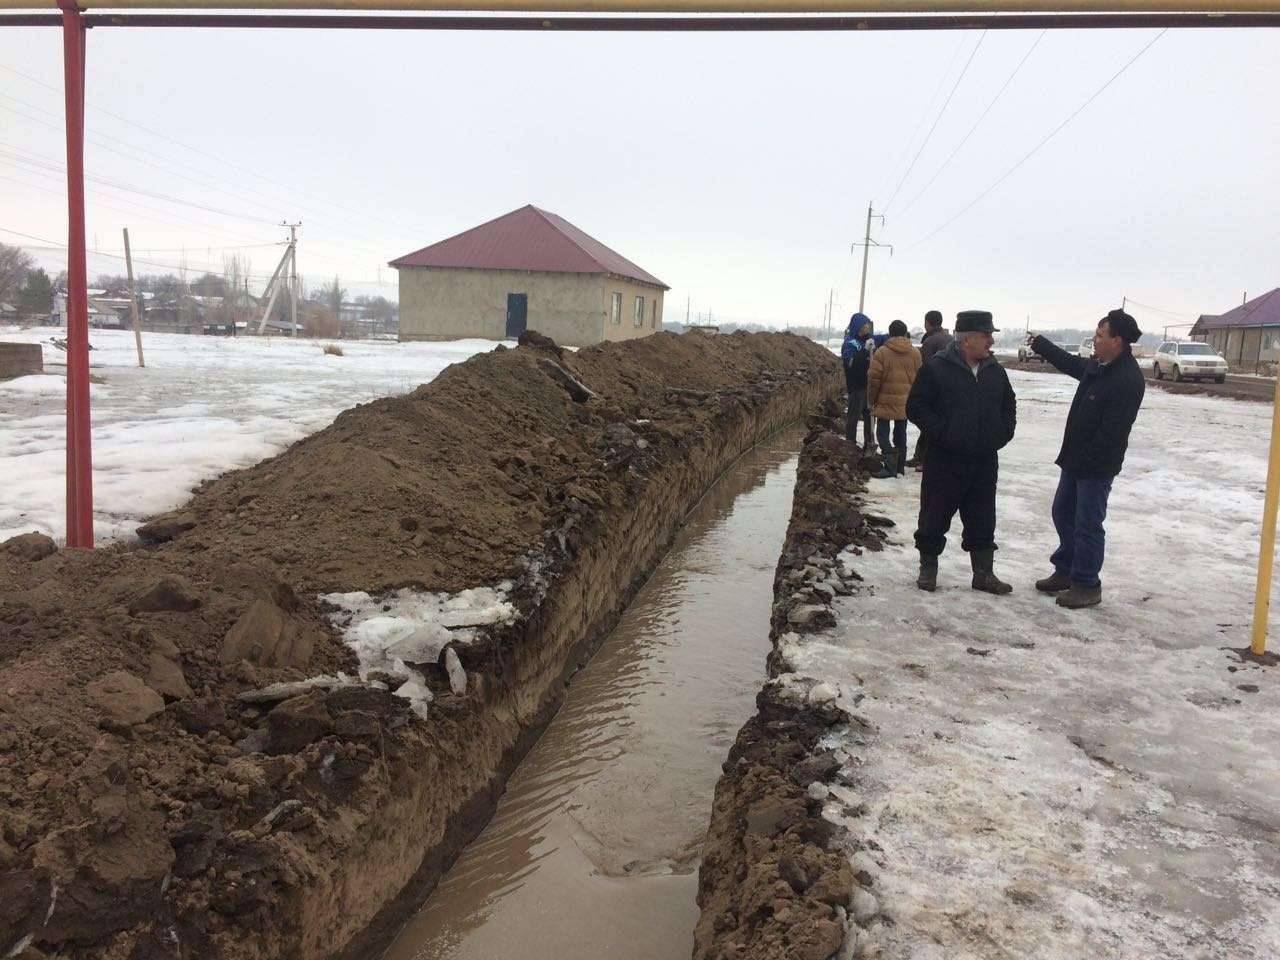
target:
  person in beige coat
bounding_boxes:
[869,319,923,478]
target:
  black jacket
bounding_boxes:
[1032,336,1145,478]
[907,342,1017,459]
[844,342,871,393]
[920,328,954,363]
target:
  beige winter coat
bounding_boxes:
[868,337,923,420]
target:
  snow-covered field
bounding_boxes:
[0,327,496,542]
[783,371,1280,959]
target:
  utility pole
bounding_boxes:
[851,203,891,313]
[121,227,144,368]
[285,222,300,338]
[686,296,690,324]
[827,288,834,346]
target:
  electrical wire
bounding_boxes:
[904,29,1168,252]
[1122,297,1195,318]
[883,29,987,213]
[0,63,425,253]
[896,30,1047,218]
[871,34,969,206]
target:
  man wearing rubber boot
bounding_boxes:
[1025,309,1145,609]
[906,310,1017,594]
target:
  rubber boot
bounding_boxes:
[1057,583,1102,608]
[917,554,938,592]
[970,549,1012,595]
[1035,571,1071,594]
[872,448,896,479]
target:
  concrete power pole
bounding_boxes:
[285,222,300,338]
[851,203,891,314]
[121,227,144,368]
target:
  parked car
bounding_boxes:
[1153,341,1228,383]
[1018,337,1072,362]
[1079,337,1095,359]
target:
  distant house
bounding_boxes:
[390,205,668,347]
[1191,288,1280,368]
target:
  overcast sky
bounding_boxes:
[1,21,1277,334]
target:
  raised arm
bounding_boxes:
[1031,335,1088,380]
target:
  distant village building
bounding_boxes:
[391,205,668,347]
[1191,288,1280,368]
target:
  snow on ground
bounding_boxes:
[0,328,497,542]
[320,585,516,716]
[782,370,1280,959]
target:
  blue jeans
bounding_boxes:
[1050,470,1113,588]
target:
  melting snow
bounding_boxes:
[784,370,1280,958]
[321,585,516,717]
[0,327,497,542]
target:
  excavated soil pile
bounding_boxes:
[0,330,839,960]
[694,403,891,960]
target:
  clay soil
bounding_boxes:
[693,404,891,960]
[0,330,837,960]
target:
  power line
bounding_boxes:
[0,143,280,225]
[883,29,987,213]
[0,62,421,254]
[0,166,277,247]
[1123,297,1195,318]
[904,29,1168,251]
[872,34,968,205]
[897,30,1047,218]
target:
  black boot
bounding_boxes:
[1057,583,1102,608]
[895,447,907,477]
[917,554,938,592]
[1035,571,1071,594]
[970,549,1012,595]
[872,448,895,479]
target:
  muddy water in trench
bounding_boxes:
[383,427,804,960]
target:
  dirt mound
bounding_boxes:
[0,330,838,960]
[694,405,890,960]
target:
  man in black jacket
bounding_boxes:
[906,310,953,469]
[1026,309,1145,609]
[907,310,1017,594]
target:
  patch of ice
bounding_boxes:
[321,584,516,717]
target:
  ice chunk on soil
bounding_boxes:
[321,584,515,716]
[444,647,467,695]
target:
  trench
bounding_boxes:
[380,425,805,960]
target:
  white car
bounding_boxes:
[1018,337,1071,362]
[1153,341,1228,383]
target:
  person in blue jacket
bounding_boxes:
[841,313,875,452]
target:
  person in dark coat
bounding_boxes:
[906,310,1017,594]
[841,313,875,452]
[906,310,953,470]
[1026,309,1146,609]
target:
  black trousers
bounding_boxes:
[914,449,999,558]
[876,417,907,453]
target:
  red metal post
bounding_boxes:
[59,0,93,548]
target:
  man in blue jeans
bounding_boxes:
[1026,309,1146,608]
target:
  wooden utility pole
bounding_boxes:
[122,227,144,368]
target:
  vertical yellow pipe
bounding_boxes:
[1249,371,1280,655]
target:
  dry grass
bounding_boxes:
[322,344,344,357]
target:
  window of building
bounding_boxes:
[651,300,659,329]
[611,292,622,325]
[634,296,645,327]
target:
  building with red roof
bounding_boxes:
[391,205,668,347]
[1191,288,1280,369]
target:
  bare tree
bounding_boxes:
[323,275,345,326]
[0,242,34,303]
